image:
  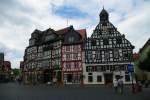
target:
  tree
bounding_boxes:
[138,47,150,71]
[12,68,21,77]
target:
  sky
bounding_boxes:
[0,0,150,68]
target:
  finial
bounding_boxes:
[103,5,104,9]
[67,19,68,27]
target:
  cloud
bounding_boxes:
[53,5,88,19]
[117,4,150,52]
[0,0,149,68]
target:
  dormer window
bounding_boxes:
[29,39,35,46]
[68,37,75,43]
[45,34,55,42]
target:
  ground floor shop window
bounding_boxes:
[97,75,102,82]
[88,76,93,82]
[64,73,81,83]
[67,74,72,82]
[125,74,130,82]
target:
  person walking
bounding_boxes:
[113,79,118,93]
[118,77,124,94]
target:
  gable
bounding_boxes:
[64,30,81,44]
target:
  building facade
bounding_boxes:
[135,38,150,81]
[0,53,11,82]
[22,8,135,85]
[61,27,85,84]
[22,26,86,84]
[83,8,135,85]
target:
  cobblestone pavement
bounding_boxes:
[0,83,150,100]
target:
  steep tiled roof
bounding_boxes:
[56,27,87,40]
[76,29,87,40]
[56,27,70,35]
[133,53,139,61]
[139,38,150,53]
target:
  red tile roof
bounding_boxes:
[76,29,87,40]
[56,27,69,35]
[139,38,150,53]
[133,53,139,60]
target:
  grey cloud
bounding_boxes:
[0,42,22,57]
[0,42,23,68]
[0,0,35,27]
[0,0,34,12]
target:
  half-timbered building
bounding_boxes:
[60,26,86,84]
[23,28,60,84]
[22,26,87,84]
[83,8,135,85]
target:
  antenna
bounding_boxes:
[67,19,69,27]
[100,0,105,9]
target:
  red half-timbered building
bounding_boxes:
[57,26,86,84]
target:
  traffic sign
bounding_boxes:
[127,64,134,72]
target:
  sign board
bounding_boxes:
[127,64,134,72]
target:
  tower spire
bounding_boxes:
[99,7,109,22]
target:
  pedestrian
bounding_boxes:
[145,80,149,88]
[118,77,123,94]
[138,81,142,92]
[113,79,118,93]
[53,77,57,86]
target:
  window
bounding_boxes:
[66,63,71,69]
[96,51,101,59]
[116,38,122,44]
[88,51,93,59]
[73,45,78,50]
[66,54,70,60]
[102,22,107,26]
[88,76,93,82]
[73,53,78,59]
[101,66,106,71]
[96,40,99,45]
[124,53,128,58]
[110,66,115,71]
[120,65,126,71]
[97,75,102,82]
[91,39,96,46]
[86,67,93,72]
[68,37,74,42]
[88,73,92,75]
[114,49,119,58]
[104,51,109,60]
[125,75,130,82]
[66,46,70,51]
[74,62,79,68]
[103,39,109,45]
[97,66,102,72]
[45,35,55,41]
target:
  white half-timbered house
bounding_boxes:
[83,8,135,85]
